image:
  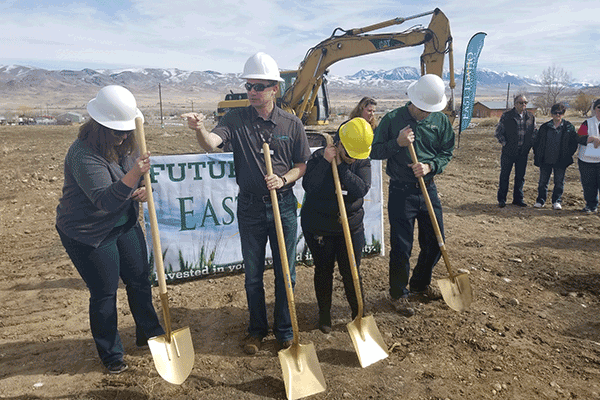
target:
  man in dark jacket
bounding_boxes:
[495,94,537,207]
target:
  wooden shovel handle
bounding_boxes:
[323,134,364,318]
[135,117,172,336]
[407,141,456,280]
[262,143,300,345]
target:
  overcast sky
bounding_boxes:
[1,0,598,83]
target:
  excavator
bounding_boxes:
[216,8,456,125]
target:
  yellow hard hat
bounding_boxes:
[339,117,374,159]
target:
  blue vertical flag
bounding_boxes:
[459,32,487,144]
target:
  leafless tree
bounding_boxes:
[573,91,594,117]
[534,65,572,115]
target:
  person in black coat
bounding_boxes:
[494,94,537,207]
[533,103,600,210]
[301,117,373,334]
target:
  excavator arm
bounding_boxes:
[281,8,455,123]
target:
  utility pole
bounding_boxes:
[159,83,164,128]
[505,83,510,109]
[191,100,194,113]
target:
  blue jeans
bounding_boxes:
[57,222,164,367]
[578,160,600,209]
[498,150,529,203]
[388,182,443,299]
[237,191,297,342]
[536,164,566,205]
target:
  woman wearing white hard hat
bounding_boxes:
[56,85,164,374]
[301,117,373,333]
[370,74,455,316]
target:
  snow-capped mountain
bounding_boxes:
[0,64,596,100]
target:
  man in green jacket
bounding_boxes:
[371,74,455,316]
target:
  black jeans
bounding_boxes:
[388,181,443,299]
[578,159,600,210]
[304,230,365,323]
[498,150,529,203]
[57,222,164,367]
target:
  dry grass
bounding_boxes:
[475,117,499,127]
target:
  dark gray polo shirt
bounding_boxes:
[212,105,311,196]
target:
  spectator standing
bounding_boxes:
[182,52,311,353]
[349,97,378,130]
[532,103,599,210]
[576,98,600,213]
[495,94,537,207]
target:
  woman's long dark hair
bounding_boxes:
[78,119,136,163]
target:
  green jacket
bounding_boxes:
[370,103,455,183]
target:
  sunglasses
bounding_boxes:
[111,129,131,137]
[552,111,564,115]
[517,101,528,105]
[245,82,277,92]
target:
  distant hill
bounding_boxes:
[0,64,597,113]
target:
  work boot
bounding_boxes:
[278,339,293,351]
[242,335,263,355]
[390,296,415,317]
[411,285,443,300]
[318,311,332,334]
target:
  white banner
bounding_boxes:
[143,150,384,282]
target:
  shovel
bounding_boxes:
[134,117,194,385]
[407,141,472,312]
[324,134,389,368]
[263,143,326,400]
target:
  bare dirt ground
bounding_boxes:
[1,115,600,400]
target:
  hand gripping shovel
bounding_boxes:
[407,142,472,312]
[135,118,194,384]
[324,134,389,368]
[263,143,326,400]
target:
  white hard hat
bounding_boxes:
[240,52,284,82]
[87,85,143,130]
[407,74,447,113]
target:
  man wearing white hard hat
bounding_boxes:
[183,53,311,354]
[56,85,165,374]
[371,74,455,316]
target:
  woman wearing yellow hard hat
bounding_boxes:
[300,117,373,333]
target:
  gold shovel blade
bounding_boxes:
[437,273,473,312]
[346,315,389,368]
[278,342,326,400]
[148,326,194,385]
